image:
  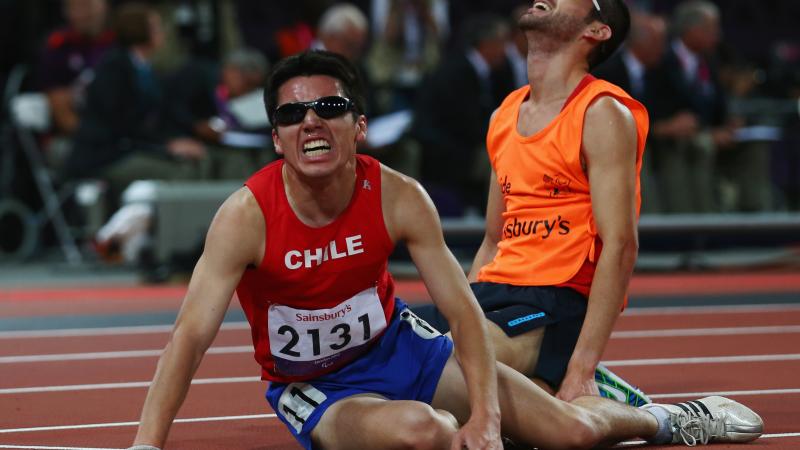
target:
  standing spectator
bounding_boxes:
[593,11,673,213]
[367,0,446,112]
[411,14,515,216]
[655,0,736,213]
[65,2,208,207]
[38,0,114,138]
[313,3,370,64]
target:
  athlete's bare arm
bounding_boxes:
[381,166,502,449]
[468,111,505,283]
[467,170,505,282]
[556,96,639,402]
[131,188,265,448]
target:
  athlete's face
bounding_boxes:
[272,75,367,179]
[519,0,595,42]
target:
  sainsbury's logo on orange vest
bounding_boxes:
[503,216,570,240]
[284,235,365,270]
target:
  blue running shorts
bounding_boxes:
[266,298,454,450]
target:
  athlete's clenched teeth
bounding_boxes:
[533,1,551,11]
[303,139,331,156]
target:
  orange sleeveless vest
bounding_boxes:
[477,78,649,287]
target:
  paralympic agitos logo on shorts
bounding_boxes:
[503,216,570,240]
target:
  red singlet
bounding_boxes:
[237,155,396,383]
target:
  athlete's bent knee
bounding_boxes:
[557,411,602,449]
[392,404,458,450]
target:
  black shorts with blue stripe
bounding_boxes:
[411,282,588,389]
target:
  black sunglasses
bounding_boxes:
[273,96,356,126]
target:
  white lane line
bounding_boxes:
[605,353,800,366]
[4,348,800,367]
[603,353,800,367]
[0,376,261,395]
[623,303,800,316]
[7,323,798,342]
[763,432,800,438]
[4,322,798,341]
[0,414,276,434]
[0,346,251,364]
[649,388,800,399]
[51,353,751,374]
[1,304,797,340]
[3,375,797,399]
[0,322,250,340]
[0,419,798,446]
[0,446,121,449]
[2,322,797,342]
[617,433,800,446]
[4,436,800,450]
[612,325,800,338]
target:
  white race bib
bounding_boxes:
[268,287,387,376]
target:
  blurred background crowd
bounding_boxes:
[0,0,799,268]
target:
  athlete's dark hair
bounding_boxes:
[586,0,631,69]
[265,50,366,125]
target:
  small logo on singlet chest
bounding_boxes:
[284,235,365,270]
[362,179,371,190]
[543,174,572,197]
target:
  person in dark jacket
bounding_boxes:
[593,11,683,213]
[411,13,515,216]
[66,2,209,204]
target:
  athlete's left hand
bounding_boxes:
[556,369,600,402]
[450,415,502,450]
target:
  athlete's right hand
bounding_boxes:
[450,414,502,450]
[556,368,600,403]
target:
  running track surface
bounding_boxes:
[1,271,799,449]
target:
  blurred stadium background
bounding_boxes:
[0,0,799,284]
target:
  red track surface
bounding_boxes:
[1,274,799,449]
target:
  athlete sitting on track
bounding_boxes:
[126,47,762,450]
[412,0,654,407]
